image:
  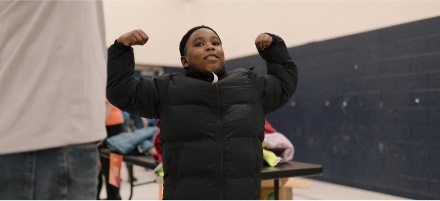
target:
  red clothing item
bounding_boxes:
[264,119,277,134]
[151,120,162,163]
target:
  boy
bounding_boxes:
[107,26,298,199]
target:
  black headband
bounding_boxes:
[179,25,221,56]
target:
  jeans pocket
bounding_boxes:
[64,143,99,199]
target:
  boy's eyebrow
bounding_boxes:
[192,36,221,43]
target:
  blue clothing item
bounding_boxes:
[122,118,130,132]
[121,111,130,120]
[106,127,159,155]
[138,139,154,153]
[0,142,99,199]
[135,116,144,129]
[147,118,157,127]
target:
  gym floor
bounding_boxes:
[99,163,410,200]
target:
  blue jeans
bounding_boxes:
[0,142,99,199]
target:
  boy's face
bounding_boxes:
[181,28,225,75]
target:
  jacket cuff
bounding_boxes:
[257,34,292,64]
[113,40,133,52]
[263,32,280,47]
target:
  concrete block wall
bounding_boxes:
[223,16,440,199]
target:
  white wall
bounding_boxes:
[103,0,440,67]
[103,1,191,67]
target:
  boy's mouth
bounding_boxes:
[204,54,219,60]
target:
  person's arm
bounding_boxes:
[141,118,149,128]
[107,29,163,119]
[250,33,298,113]
[105,101,112,119]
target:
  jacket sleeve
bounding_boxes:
[106,40,164,119]
[250,34,298,113]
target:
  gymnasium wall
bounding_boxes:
[103,1,440,67]
[225,16,440,200]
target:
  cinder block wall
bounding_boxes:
[223,16,440,199]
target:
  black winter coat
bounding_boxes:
[107,34,298,200]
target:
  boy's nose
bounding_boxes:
[206,44,214,51]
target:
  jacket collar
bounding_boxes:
[185,67,226,83]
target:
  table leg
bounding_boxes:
[129,172,134,200]
[274,179,279,200]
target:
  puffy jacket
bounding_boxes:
[107,34,298,200]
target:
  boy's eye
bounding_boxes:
[195,43,203,47]
[213,41,220,45]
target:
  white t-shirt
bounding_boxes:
[0,1,107,154]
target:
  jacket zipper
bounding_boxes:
[215,82,223,199]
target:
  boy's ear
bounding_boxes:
[180,56,189,68]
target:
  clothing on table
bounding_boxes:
[0,1,106,199]
[107,34,298,199]
[106,127,159,155]
[262,133,294,163]
[263,119,295,163]
[264,119,278,134]
[151,120,162,163]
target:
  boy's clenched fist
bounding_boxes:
[117,29,149,46]
[255,33,273,50]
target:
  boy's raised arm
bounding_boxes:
[106,30,162,119]
[251,33,298,113]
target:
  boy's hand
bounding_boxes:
[255,33,273,50]
[117,29,149,46]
